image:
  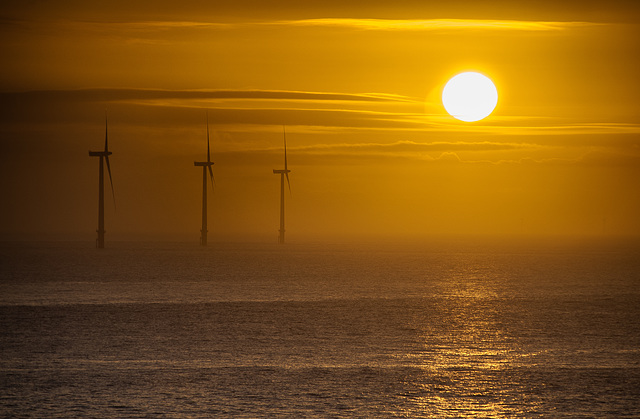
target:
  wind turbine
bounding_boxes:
[88,114,115,249]
[273,127,291,244]
[194,112,215,246]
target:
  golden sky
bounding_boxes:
[1,0,639,240]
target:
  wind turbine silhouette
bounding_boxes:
[273,127,291,244]
[88,114,115,249]
[194,112,215,246]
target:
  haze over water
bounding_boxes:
[2,237,639,417]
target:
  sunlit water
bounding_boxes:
[1,238,639,417]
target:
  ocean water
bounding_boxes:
[1,238,639,417]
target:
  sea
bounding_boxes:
[1,237,639,418]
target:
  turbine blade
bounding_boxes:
[104,112,109,152]
[283,126,287,170]
[105,155,116,209]
[208,165,215,190]
[206,112,211,164]
[285,172,291,195]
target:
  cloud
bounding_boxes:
[3,89,640,140]
[273,18,602,32]
[423,115,640,137]
[2,16,604,48]
[287,140,530,154]
[0,18,233,33]
[0,88,428,136]
[230,139,639,167]
[436,152,462,162]
[0,88,413,103]
[212,140,541,167]
[516,123,640,137]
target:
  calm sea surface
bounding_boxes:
[1,238,639,417]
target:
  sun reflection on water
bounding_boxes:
[399,266,547,417]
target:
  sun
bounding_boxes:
[442,72,498,122]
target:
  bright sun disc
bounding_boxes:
[442,72,498,122]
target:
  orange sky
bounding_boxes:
[1,0,639,241]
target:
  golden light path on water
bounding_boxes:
[395,266,546,416]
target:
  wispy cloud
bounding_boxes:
[0,88,414,104]
[213,140,543,167]
[252,141,639,167]
[286,140,533,154]
[9,17,602,36]
[112,88,418,104]
[30,19,232,32]
[216,140,639,168]
[467,122,640,136]
[273,18,602,32]
[3,89,639,139]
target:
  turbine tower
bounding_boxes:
[194,113,215,246]
[273,127,291,244]
[88,114,115,249]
